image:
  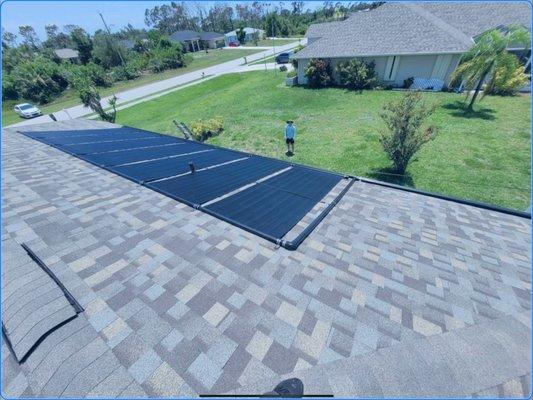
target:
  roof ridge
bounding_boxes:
[403,2,474,47]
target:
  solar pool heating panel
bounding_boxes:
[109,149,243,183]
[42,131,157,146]
[21,127,139,140]
[148,157,286,205]
[61,136,179,155]
[78,142,204,167]
[261,166,342,201]
[205,183,317,239]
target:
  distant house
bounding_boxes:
[169,30,201,52]
[54,48,79,62]
[225,27,265,45]
[119,39,136,50]
[293,2,531,88]
[199,31,225,49]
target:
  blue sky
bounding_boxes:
[1,1,324,40]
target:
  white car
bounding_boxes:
[14,103,42,119]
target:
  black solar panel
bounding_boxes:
[109,149,243,183]
[205,184,317,238]
[42,131,157,146]
[262,166,341,201]
[61,136,179,154]
[22,127,145,139]
[148,157,286,205]
[20,126,349,249]
[79,142,202,167]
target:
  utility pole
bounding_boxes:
[99,12,125,66]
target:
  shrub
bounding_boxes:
[2,75,19,100]
[110,60,142,82]
[379,91,436,174]
[287,70,297,78]
[305,58,333,88]
[486,56,529,96]
[7,56,69,103]
[190,117,224,142]
[403,77,414,89]
[337,59,377,91]
[148,44,187,73]
[69,62,112,87]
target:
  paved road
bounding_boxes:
[7,41,302,128]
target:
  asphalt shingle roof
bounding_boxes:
[199,31,225,40]
[169,30,200,42]
[294,1,530,59]
[2,120,531,397]
[54,48,79,59]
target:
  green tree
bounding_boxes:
[72,73,117,122]
[452,25,530,111]
[18,25,40,50]
[236,27,246,43]
[6,56,69,103]
[2,29,17,49]
[486,53,529,96]
[92,32,125,68]
[70,27,93,64]
[379,92,436,174]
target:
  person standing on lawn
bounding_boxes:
[284,120,296,155]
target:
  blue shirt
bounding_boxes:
[285,124,296,139]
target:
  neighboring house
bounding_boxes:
[119,39,135,50]
[199,31,225,49]
[225,27,265,45]
[293,2,531,88]
[53,48,79,62]
[169,30,201,52]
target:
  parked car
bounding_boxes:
[228,41,240,47]
[275,52,291,64]
[14,103,42,119]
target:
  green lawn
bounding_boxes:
[249,55,276,65]
[115,71,531,210]
[242,38,298,47]
[2,48,261,127]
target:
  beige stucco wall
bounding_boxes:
[297,54,462,87]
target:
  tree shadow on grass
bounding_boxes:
[367,167,415,187]
[442,101,496,120]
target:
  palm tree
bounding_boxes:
[452,25,530,111]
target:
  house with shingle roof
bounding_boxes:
[293,2,531,87]
[53,48,79,62]
[169,30,202,52]
[225,27,265,45]
[1,119,531,398]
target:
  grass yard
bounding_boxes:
[242,38,299,47]
[115,71,531,210]
[2,48,261,127]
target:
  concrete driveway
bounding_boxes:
[7,41,302,128]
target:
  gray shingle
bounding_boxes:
[294,2,530,59]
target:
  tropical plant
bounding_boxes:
[305,58,333,88]
[485,53,529,96]
[452,25,530,110]
[379,92,436,174]
[337,59,377,91]
[72,73,117,122]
